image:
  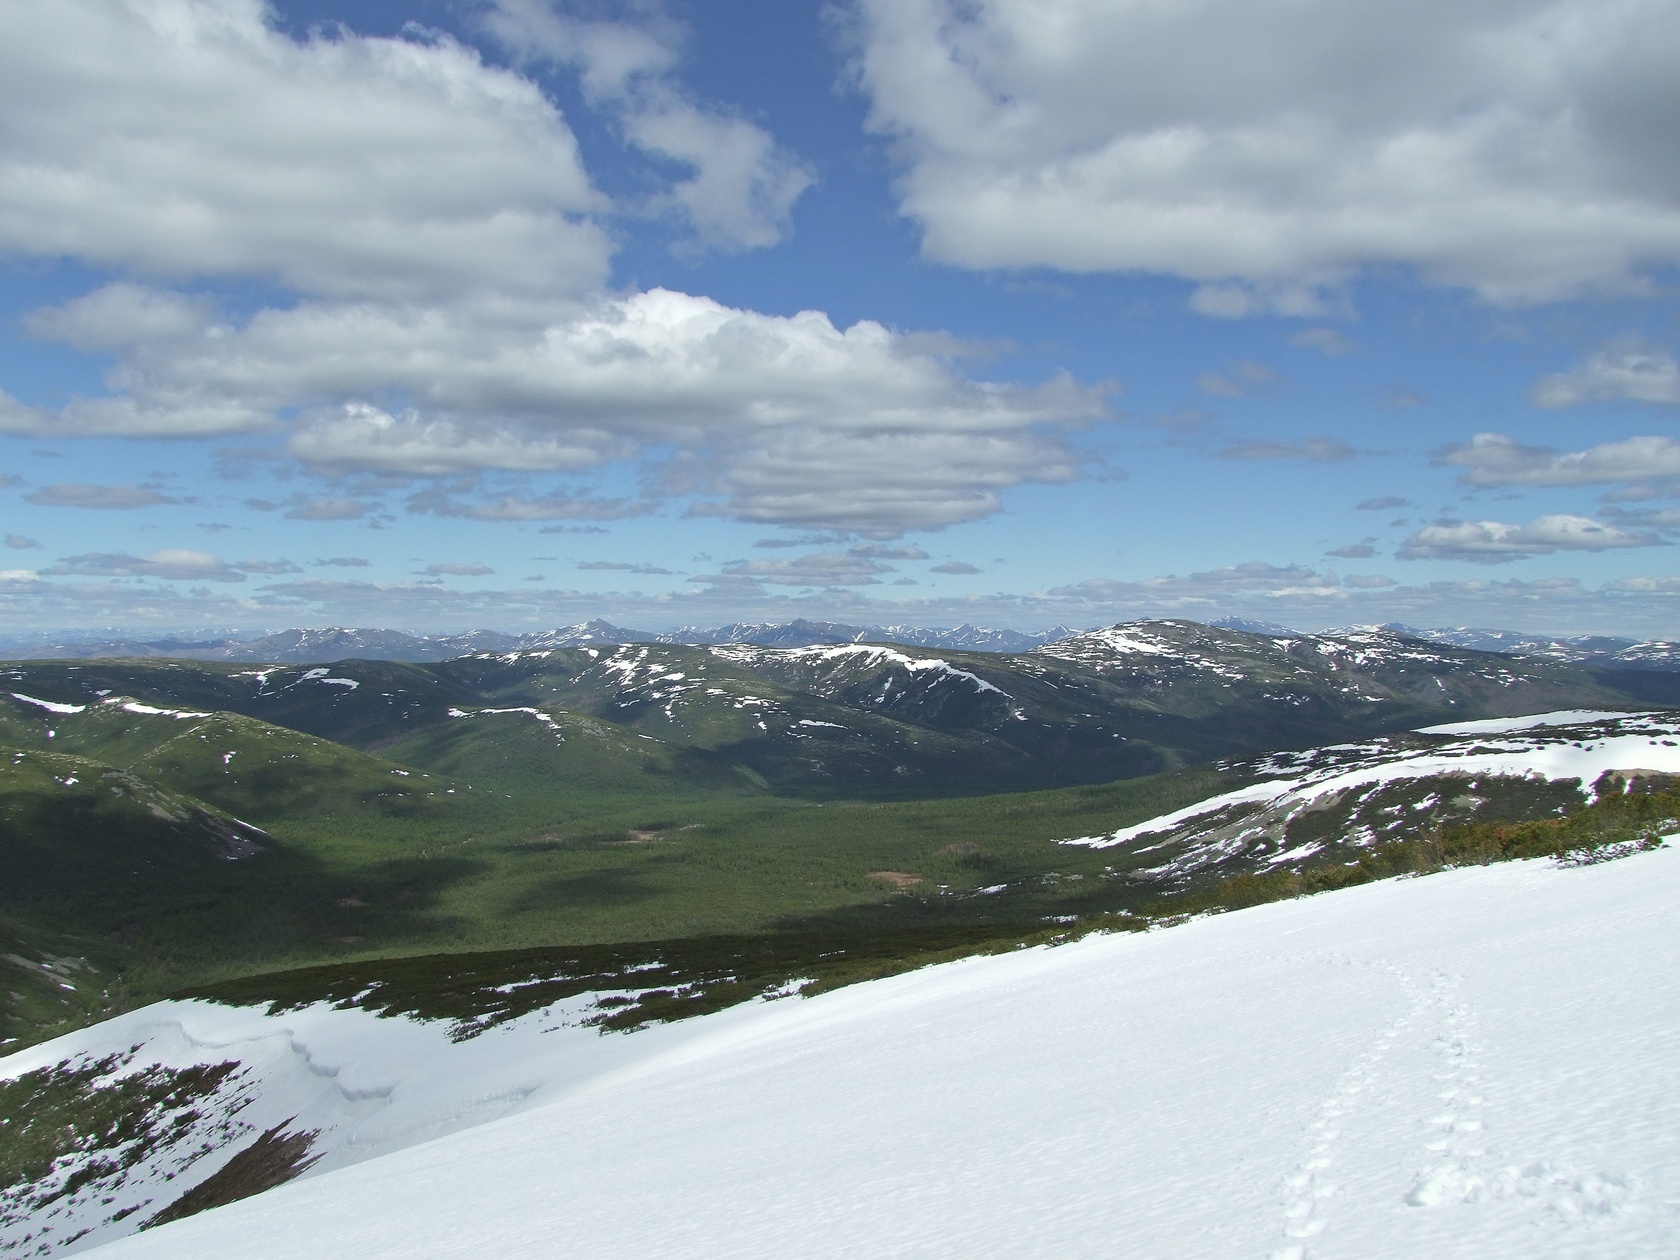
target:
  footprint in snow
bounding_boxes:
[1269,963,1424,1258]
[1404,971,1491,1210]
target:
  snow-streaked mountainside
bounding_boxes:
[11,839,1679,1258]
[1063,710,1680,884]
[4,618,1676,668]
[1,621,1665,800]
[4,710,1678,1256]
[1336,625,1680,670]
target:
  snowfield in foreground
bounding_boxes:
[57,841,1680,1258]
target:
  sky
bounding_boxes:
[1,0,1678,639]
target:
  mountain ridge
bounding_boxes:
[2,616,1676,668]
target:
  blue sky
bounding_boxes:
[1,0,1678,638]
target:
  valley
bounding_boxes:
[1,618,1678,1254]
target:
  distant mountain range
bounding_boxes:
[0,619,1075,662]
[5,619,1673,804]
[1341,623,1680,670]
[1,616,1675,669]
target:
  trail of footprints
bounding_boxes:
[1403,972,1488,1211]
[1269,964,1423,1259]
[1269,965,1635,1259]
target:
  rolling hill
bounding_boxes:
[2,620,1659,799]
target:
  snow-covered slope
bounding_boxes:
[1346,624,1680,671]
[1062,710,1680,882]
[50,841,1680,1259]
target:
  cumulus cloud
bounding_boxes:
[1397,514,1662,563]
[1219,438,1355,462]
[42,548,245,581]
[20,284,1101,534]
[0,392,46,434]
[930,561,982,574]
[24,483,175,509]
[0,0,607,303]
[1327,542,1376,559]
[1532,349,1680,408]
[0,4,1105,538]
[846,0,1680,305]
[1601,506,1680,531]
[1440,433,1680,488]
[5,535,39,549]
[484,0,812,253]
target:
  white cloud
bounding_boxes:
[234,558,301,575]
[1219,438,1355,462]
[576,561,675,575]
[25,283,212,350]
[1604,576,1680,595]
[1051,562,1343,603]
[846,0,1680,305]
[1397,514,1662,563]
[24,483,176,509]
[0,1,1103,538]
[422,563,495,577]
[21,287,1102,534]
[282,497,375,522]
[1532,349,1680,408]
[485,0,812,253]
[1440,432,1680,487]
[0,0,607,303]
[410,490,650,522]
[8,561,1680,639]
[42,548,245,581]
[290,404,621,477]
[0,390,48,434]
[708,552,899,587]
[1327,542,1377,559]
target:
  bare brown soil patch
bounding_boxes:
[866,870,922,889]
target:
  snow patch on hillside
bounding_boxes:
[1416,710,1635,736]
[8,693,85,715]
[712,642,1010,696]
[446,706,565,741]
[1066,711,1680,853]
[68,843,1680,1259]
